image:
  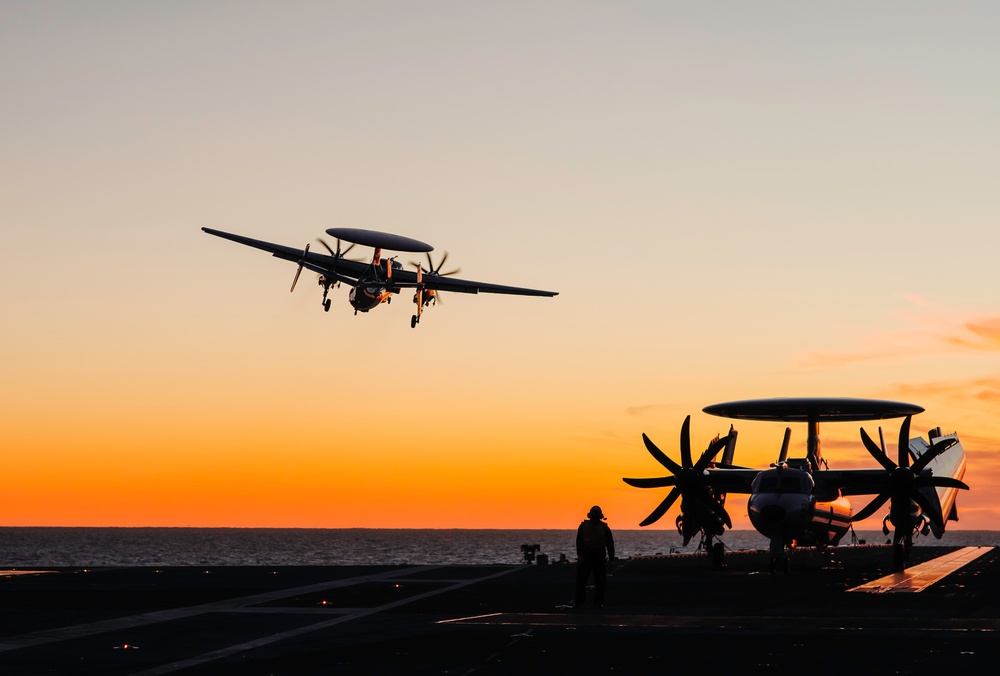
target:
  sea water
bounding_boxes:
[2,528,997,567]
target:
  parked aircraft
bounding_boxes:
[202,227,557,327]
[623,397,969,571]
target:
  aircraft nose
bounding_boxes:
[760,504,786,522]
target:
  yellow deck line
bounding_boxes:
[848,546,994,593]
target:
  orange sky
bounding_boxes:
[2,2,1000,535]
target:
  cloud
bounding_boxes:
[881,378,1000,411]
[625,404,676,418]
[948,317,1000,351]
[796,298,1000,368]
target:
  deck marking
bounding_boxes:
[848,546,993,593]
[132,566,523,675]
[0,565,441,653]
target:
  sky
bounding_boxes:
[2,1,999,534]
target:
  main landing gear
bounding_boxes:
[411,314,419,328]
[319,279,332,312]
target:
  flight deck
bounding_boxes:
[1,545,997,674]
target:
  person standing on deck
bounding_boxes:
[574,505,615,609]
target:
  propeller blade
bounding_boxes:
[860,428,896,472]
[290,243,310,292]
[897,415,912,468]
[679,415,693,469]
[622,476,677,489]
[851,492,891,522]
[910,437,958,475]
[641,433,683,475]
[918,476,970,491]
[317,238,335,256]
[639,487,681,527]
[317,237,356,259]
[700,495,733,529]
[693,433,732,473]
[909,489,941,528]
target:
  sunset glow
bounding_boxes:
[2,1,999,533]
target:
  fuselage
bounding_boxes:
[747,465,852,547]
[909,429,966,538]
[348,285,390,311]
[347,258,402,312]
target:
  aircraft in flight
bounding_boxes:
[202,227,558,327]
[623,397,969,571]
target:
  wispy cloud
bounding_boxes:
[881,378,1000,409]
[797,298,1000,368]
[948,317,1000,351]
[625,404,676,418]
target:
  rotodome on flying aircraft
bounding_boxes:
[202,227,557,327]
[623,397,969,572]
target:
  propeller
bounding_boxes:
[316,237,356,260]
[852,416,969,546]
[411,251,460,277]
[623,416,733,544]
[290,243,310,292]
[409,252,459,307]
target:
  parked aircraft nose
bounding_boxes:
[760,504,786,522]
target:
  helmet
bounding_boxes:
[588,505,605,520]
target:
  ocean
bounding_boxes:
[2,528,998,567]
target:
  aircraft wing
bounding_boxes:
[701,468,760,494]
[813,469,895,497]
[388,272,558,297]
[202,227,368,283]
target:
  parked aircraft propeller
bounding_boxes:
[853,415,968,566]
[623,416,733,544]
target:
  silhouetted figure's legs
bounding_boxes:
[575,552,607,607]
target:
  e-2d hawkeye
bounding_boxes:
[623,398,969,571]
[202,227,557,328]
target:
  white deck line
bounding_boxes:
[0,565,443,653]
[848,546,994,593]
[133,566,524,676]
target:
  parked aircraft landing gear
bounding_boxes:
[711,542,725,569]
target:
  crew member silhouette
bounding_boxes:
[574,505,615,608]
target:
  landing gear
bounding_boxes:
[320,281,332,312]
[893,542,906,571]
[411,314,418,329]
[768,537,789,574]
[892,533,912,571]
[711,542,725,569]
